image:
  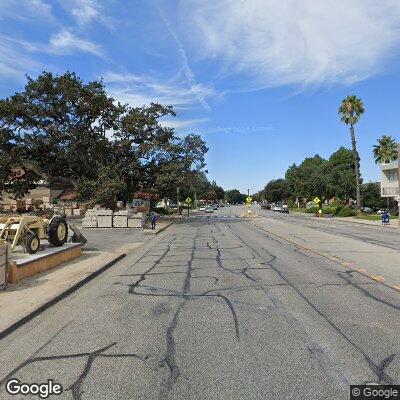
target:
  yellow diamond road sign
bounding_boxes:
[185,197,192,204]
[318,209,323,214]
[313,197,320,204]
[246,196,252,203]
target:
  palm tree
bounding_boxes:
[372,135,398,164]
[338,95,365,210]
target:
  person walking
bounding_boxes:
[151,213,157,230]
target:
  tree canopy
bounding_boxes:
[260,146,361,204]
[0,71,213,206]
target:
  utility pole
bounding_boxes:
[177,187,180,218]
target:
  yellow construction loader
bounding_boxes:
[0,215,68,254]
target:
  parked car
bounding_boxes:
[281,205,289,213]
[205,206,213,213]
[272,206,282,212]
[199,206,206,211]
[212,204,219,210]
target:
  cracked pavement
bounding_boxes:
[0,211,400,399]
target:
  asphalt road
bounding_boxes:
[256,207,400,251]
[0,212,399,399]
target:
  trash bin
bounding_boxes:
[0,243,8,291]
[382,212,390,226]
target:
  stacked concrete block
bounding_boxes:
[127,212,143,228]
[97,209,113,228]
[82,215,97,228]
[82,209,97,227]
[113,210,128,228]
[128,218,142,228]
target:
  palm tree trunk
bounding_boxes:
[350,125,362,210]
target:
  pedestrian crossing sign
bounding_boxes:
[313,197,320,204]
[246,196,252,203]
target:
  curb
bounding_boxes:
[245,219,400,294]
[335,217,399,230]
[0,253,126,341]
[144,220,175,236]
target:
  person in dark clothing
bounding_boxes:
[151,213,157,230]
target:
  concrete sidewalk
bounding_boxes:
[0,219,174,339]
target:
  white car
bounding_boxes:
[199,206,206,211]
[273,206,282,212]
[205,206,214,213]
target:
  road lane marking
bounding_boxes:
[371,275,385,282]
[244,220,399,293]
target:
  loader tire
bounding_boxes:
[23,233,40,254]
[48,217,68,247]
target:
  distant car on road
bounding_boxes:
[205,206,214,213]
[212,204,219,210]
[281,205,289,213]
[272,206,282,212]
[199,206,206,211]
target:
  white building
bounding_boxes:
[380,161,399,197]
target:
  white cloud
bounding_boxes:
[59,0,114,28]
[159,11,211,111]
[103,72,215,109]
[0,36,41,80]
[181,0,400,87]
[49,29,104,57]
[205,125,275,134]
[160,118,209,130]
[70,0,100,25]
[0,0,53,21]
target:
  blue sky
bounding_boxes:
[1,0,400,193]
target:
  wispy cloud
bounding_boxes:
[159,11,212,111]
[103,72,215,109]
[59,0,114,28]
[205,125,275,134]
[0,36,41,80]
[49,29,105,57]
[0,0,53,21]
[160,118,209,130]
[181,0,400,88]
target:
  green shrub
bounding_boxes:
[322,204,343,215]
[336,207,356,217]
[306,206,318,213]
[153,207,170,215]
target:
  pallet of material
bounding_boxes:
[85,209,97,216]
[82,216,97,228]
[97,216,113,228]
[96,209,113,216]
[129,212,142,219]
[128,218,142,228]
[113,216,128,228]
[114,210,130,216]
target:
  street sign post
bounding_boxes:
[246,196,252,216]
[185,197,192,217]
